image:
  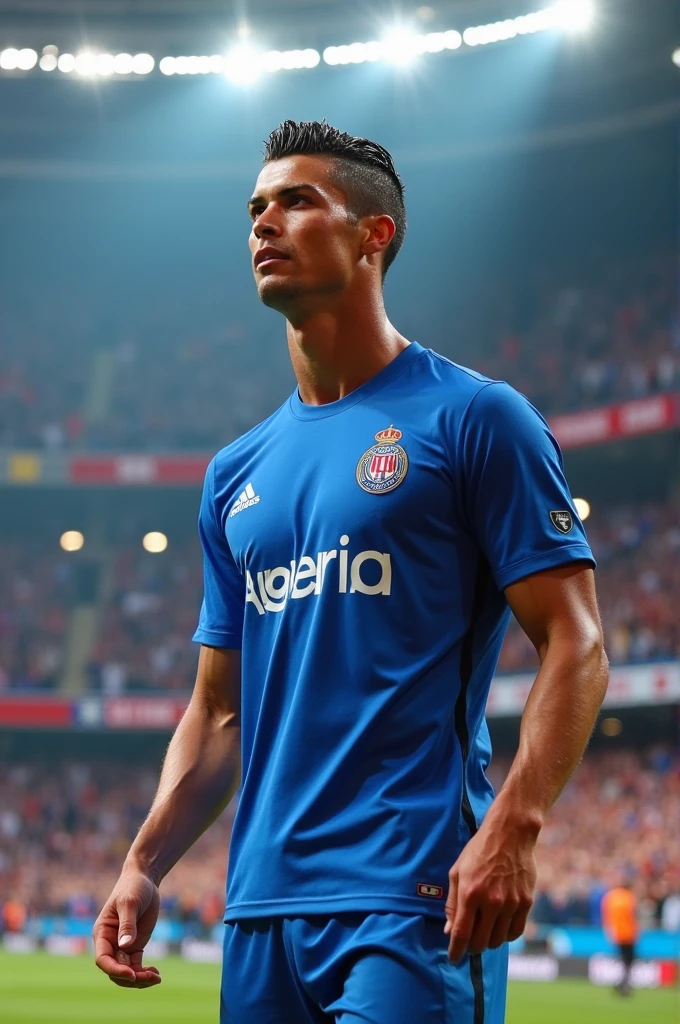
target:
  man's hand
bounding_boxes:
[444,815,537,962]
[93,868,162,988]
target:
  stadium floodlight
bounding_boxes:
[74,51,98,76]
[0,48,35,71]
[194,55,212,74]
[381,29,420,65]
[39,53,58,71]
[223,43,261,84]
[57,53,76,73]
[573,497,591,521]
[60,530,84,552]
[95,53,115,75]
[0,48,20,70]
[159,56,175,75]
[112,52,133,75]
[672,47,680,68]
[143,531,168,554]
[131,53,154,75]
[17,47,38,70]
[551,0,594,32]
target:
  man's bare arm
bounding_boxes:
[445,564,609,961]
[93,645,241,987]
[125,644,242,884]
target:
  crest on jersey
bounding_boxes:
[356,425,408,494]
[550,510,574,534]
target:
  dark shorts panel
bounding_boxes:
[221,913,508,1024]
[618,942,636,967]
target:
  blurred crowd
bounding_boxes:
[0,542,72,691]
[0,256,677,452]
[498,501,680,672]
[1,747,679,937]
[473,256,677,415]
[1,499,678,692]
[0,760,231,935]
[88,543,202,694]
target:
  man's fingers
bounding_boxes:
[111,971,162,989]
[507,902,532,943]
[95,953,136,982]
[487,909,515,950]
[447,893,477,962]
[467,898,505,956]
[444,871,458,936]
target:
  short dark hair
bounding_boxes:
[263,119,406,278]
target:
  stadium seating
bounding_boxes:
[1,258,676,451]
[0,749,677,935]
[1,498,677,691]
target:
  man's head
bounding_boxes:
[248,120,406,314]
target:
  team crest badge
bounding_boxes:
[356,425,408,494]
[550,510,574,534]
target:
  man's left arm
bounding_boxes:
[445,562,609,961]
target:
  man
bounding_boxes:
[602,880,638,996]
[94,120,609,1022]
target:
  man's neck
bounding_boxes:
[286,293,410,407]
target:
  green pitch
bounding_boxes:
[0,952,677,1023]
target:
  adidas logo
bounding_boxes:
[230,482,260,517]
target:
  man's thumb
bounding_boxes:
[118,909,138,948]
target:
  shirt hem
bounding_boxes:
[224,893,446,922]
[494,544,595,592]
[192,628,242,648]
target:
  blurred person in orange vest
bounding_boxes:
[2,899,27,933]
[601,879,638,996]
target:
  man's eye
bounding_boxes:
[290,196,308,206]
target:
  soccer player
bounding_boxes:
[94,121,609,1022]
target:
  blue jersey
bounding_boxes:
[193,342,594,922]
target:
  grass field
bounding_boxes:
[0,952,677,1023]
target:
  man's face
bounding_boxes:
[248,155,364,312]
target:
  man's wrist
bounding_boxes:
[123,850,163,887]
[485,793,544,841]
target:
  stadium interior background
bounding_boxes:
[0,0,679,1019]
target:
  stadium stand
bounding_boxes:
[498,501,680,672]
[2,497,676,691]
[1,748,677,937]
[0,541,73,691]
[1,257,677,451]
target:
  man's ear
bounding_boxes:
[360,214,396,258]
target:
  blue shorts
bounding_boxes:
[221,913,508,1023]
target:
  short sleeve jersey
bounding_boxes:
[193,342,595,921]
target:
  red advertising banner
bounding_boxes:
[69,455,209,485]
[551,393,679,451]
[0,698,72,727]
[2,393,678,488]
[102,697,189,729]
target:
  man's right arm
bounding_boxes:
[93,644,241,987]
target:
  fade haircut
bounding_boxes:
[263,119,406,279]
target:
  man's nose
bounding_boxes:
[253,210,282,239]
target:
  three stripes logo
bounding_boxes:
[229,482,260,517]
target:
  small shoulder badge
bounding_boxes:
[356,425,408,495]
[550,510,574,534]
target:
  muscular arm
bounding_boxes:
[93,645,241,987]
[125,644,242,884]
[490,563,608,833]
[446,563,609,961]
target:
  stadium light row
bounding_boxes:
[60,530,169,553]
[0,1,594,82]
